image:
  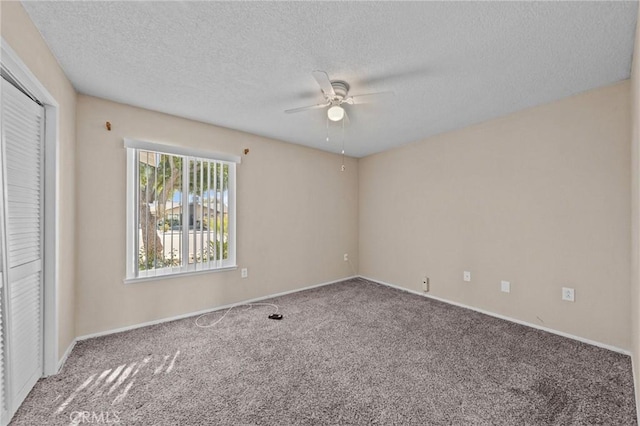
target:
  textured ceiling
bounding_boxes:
[22,1,638,158]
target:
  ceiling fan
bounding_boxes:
[285,70,393,122]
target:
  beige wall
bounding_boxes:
[630,3,640,416]
[1,2,77,360]
[74,95,358,336]
[359,81,631,350]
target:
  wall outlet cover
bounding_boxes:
[501,280,510,293]
[422,277,429,292]
[562,287,575,302]
[241,268,248,278]
[463,271,471,282]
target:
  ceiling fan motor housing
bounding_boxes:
[329,81,349,102]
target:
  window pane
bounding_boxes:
[127,141,236,280]
[138,151,184,272]
[187,159,219,267]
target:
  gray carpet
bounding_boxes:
[11,278,638,425]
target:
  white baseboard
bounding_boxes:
[75,275,356,342]
[633,355,640,421]
[54,339,76,375]
[58,274,631,374]
[360,275,631,356]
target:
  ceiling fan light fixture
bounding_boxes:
[327,105,345,122]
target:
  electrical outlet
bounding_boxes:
[422,277,429,292]
[344,253,349,262]
[562,287,575,302]
[463,271,471,282]
[501,280,510,293]
[241,268,248,278]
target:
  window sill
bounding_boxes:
[124,265,238,284]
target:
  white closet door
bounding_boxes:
[0,269,4,424]
[1,78,45,419]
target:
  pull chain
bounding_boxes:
[341,117,345,172]
[326,113,346,172]
[326,115,329,142]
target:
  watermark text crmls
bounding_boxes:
[69,411,121,424]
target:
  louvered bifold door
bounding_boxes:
[0,261,4,424]
[0,78,45,420]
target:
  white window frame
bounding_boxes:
[124,138,240,283]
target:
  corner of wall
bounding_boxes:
[629,2,640,419]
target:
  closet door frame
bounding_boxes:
[0,38,60,383]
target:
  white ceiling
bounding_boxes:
[22,1,638,158]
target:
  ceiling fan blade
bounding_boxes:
[312,70,336,97]
[343,110,351,126]
[344,91,395,105]
[285,101,330,114]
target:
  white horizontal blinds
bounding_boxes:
[1,78,44,415]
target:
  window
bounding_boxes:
[125,139,239,281]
